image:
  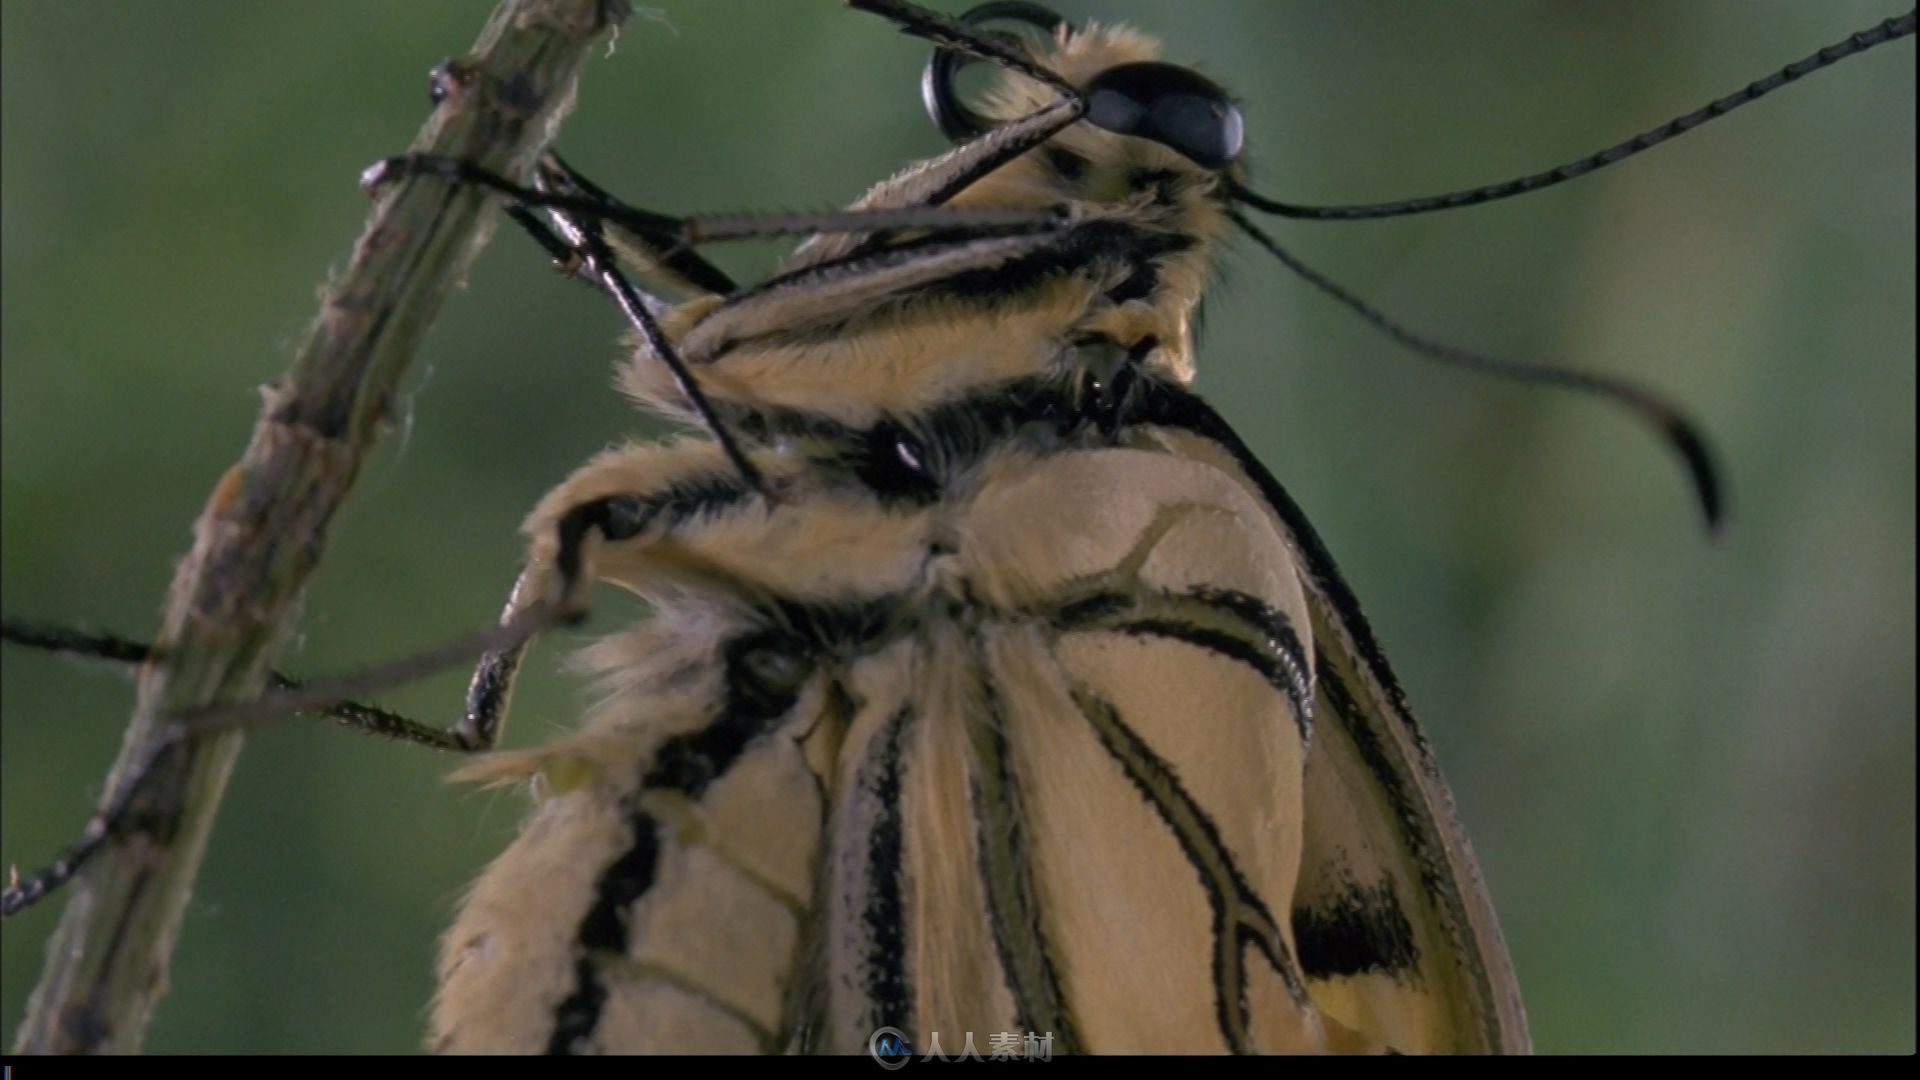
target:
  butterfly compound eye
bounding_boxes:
[1084,62,1244,169]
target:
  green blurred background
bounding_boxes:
[2,0,1912,1054]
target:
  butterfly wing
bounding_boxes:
[1137,380,1531,1053]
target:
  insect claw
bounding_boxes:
[358,157,406,195]
[360,153,480,196]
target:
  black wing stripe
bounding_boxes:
[1315,655,1447,908]
[1292,876,1421,980]
[853,704,917,1036]
[547,627,814,1054]
[971,667,1083,1051]
[644,631,815,798]
[1134,380,1416,735]
[1066,682,1308,1052]
[545,807,661,1054]
[1053,585,1313,739]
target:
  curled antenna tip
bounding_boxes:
[1661,411,1727,537]
[1226,208,1728,537]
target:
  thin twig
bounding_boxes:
[9,0,628,1054]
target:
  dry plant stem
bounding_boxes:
[10,0,628,1054]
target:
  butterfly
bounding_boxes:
[1,0,1911,1053]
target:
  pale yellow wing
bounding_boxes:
[1138,382,1531,1054]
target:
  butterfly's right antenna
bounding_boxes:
[1227,7,1914,532]
[1232,9,1915,222]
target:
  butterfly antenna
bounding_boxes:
[1229,210,1723,532]
[1231,9,1914,221]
